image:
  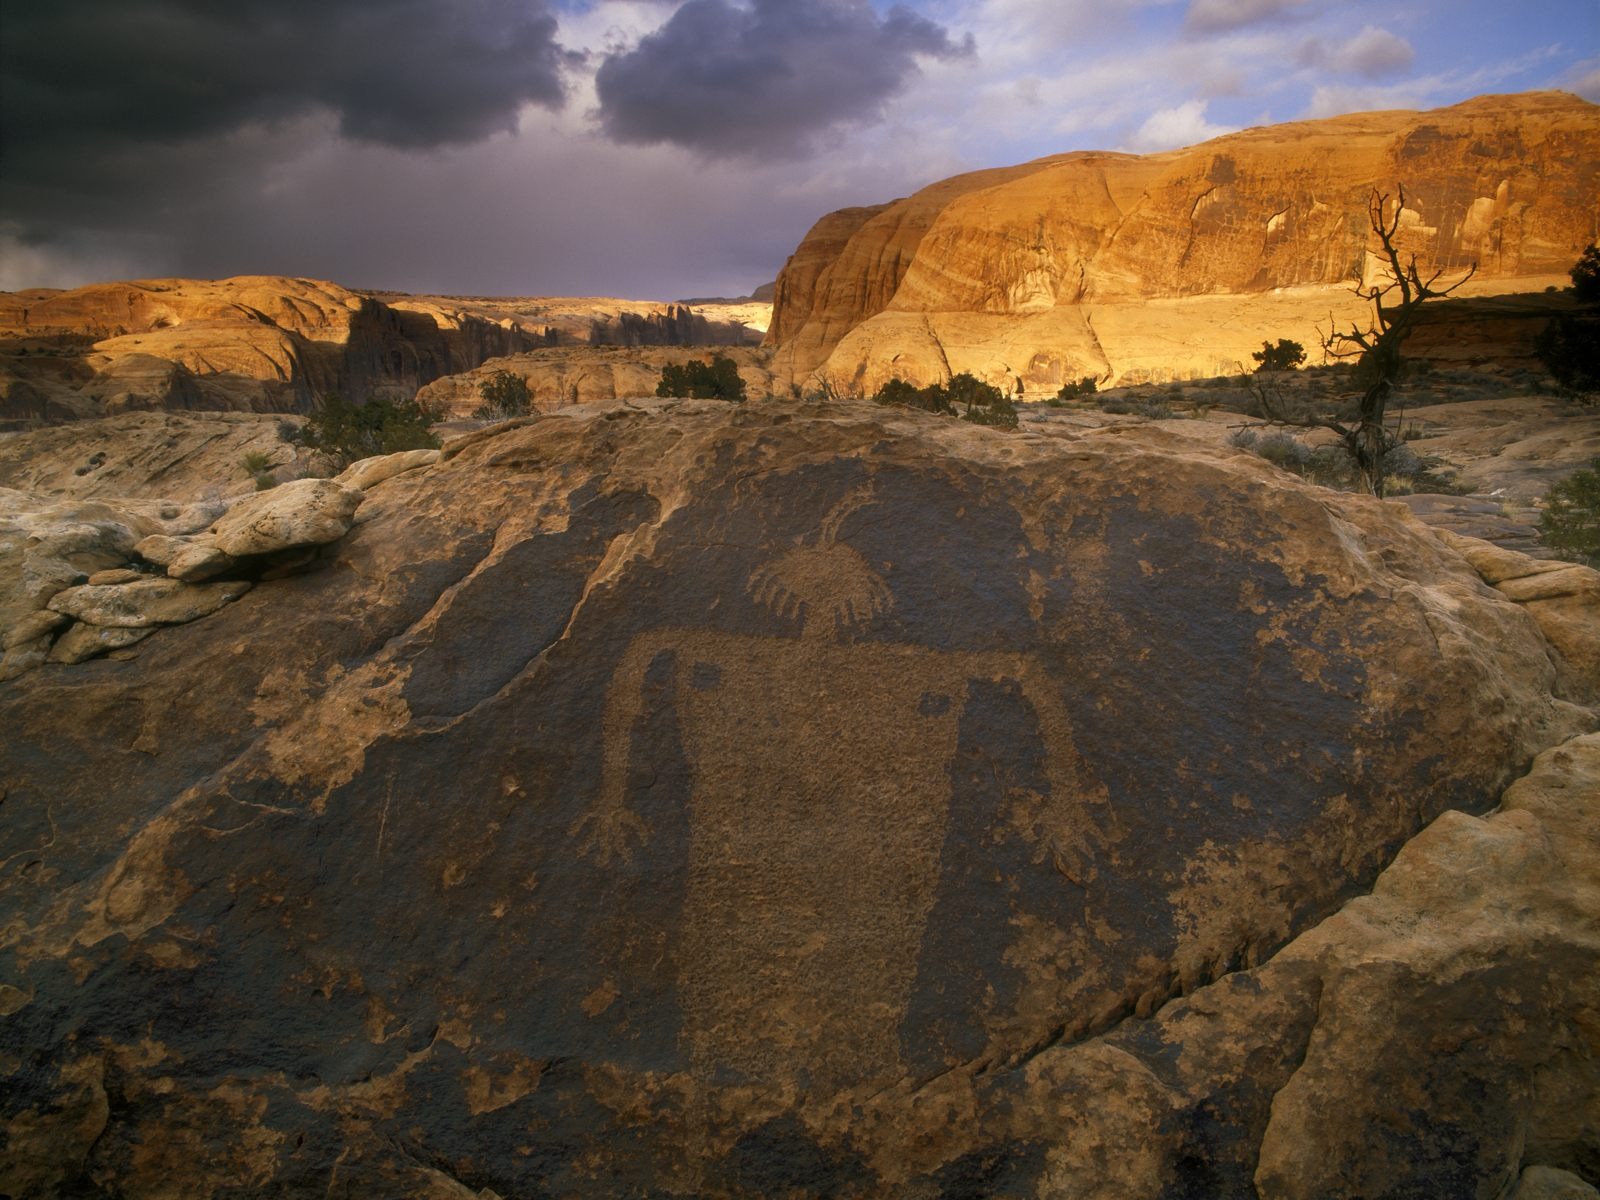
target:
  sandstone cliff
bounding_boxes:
[1,399,1596,1196]
[769,91,1600,391]
[0,279,774,427]
[0,278,538,425]
[371,293,769,348]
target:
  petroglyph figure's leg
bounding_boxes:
[571,632,678,866]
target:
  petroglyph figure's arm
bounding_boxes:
[570,632,677,867]
[959,651,1116,885]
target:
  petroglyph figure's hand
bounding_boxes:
[571,801,648,867]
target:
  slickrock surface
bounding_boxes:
[0,276,537,423]
[1,400,1594,1196]
[768,91,1599,390]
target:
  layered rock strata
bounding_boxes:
[1,400,1595,1195]
[0,277,539,424]
[768,91,1600,391]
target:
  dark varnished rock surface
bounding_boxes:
[1,400,1593,1197]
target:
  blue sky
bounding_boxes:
[1,0,1595,297]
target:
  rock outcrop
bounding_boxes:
[1437,531,1600,704]
[1,399,1594,1196]
[417,345,778,414]
[373,293,770,348]
[0,411,307,502]
[0,461,375,680]
[0,277,540,424]
[768,91,1600,391]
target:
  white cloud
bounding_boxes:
[1300,26,1415,79]
[1125,99,1238,152]
[1562,60,1600,102]
[1303,43,1571,121]
[1184,0,1307,34]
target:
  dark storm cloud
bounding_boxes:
[593,0,974,159]
[0,0,571,176]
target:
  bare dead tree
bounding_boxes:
[1256,186,1475,496]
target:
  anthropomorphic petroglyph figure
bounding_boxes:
[572,487,1109,1089]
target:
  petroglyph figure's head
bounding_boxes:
[746,485,893,640]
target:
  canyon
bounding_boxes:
[1,89,1599,1198]
[0,278,767,426]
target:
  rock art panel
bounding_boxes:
[0,400,1592,1196]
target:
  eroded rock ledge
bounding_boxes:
[0,453,438,680]
[0,400,1595,1197]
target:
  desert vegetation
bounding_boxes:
[1539,458,1600,567]
[292,391,441,468]
[1054,375,1099,402]
[1533,243,1600,401]
[473,369,533,420]
[656,355,748,402]
[871,373,1018,428]
[1251,186,1476,496]
[1252,339,1307,372]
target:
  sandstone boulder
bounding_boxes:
[85,568,146,586]
[131,533,187,567]
[209,478,362,557]
[0,400,1592,1195]
[46,577,250,627]
[336,448,440,491]
[1513,1166,1600,1200]
[1,608,67,650]
[0,637,52,683]
[1437,529,1600,704]
[164,541,235,582]
[0,498,157,633]
[47,622,157,665]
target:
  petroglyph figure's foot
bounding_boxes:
[571,802,648,866]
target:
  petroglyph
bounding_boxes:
[575,490,1109,1087]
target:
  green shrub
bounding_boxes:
[1056,375,1098,401]
[1256,431,1312,471]
[1571,244,1600,303]
[1252,339,1307,372]
[871,373,1016,428]
[656,355,746,402]
[240,450,274,475]
[473,369,532,420]
[873,377,952,414]
[294,391,441,469]
[1540,459,1600,567]
[961,396,1019,429]
[947,373,1017,429]
[1537,315,1600,397]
